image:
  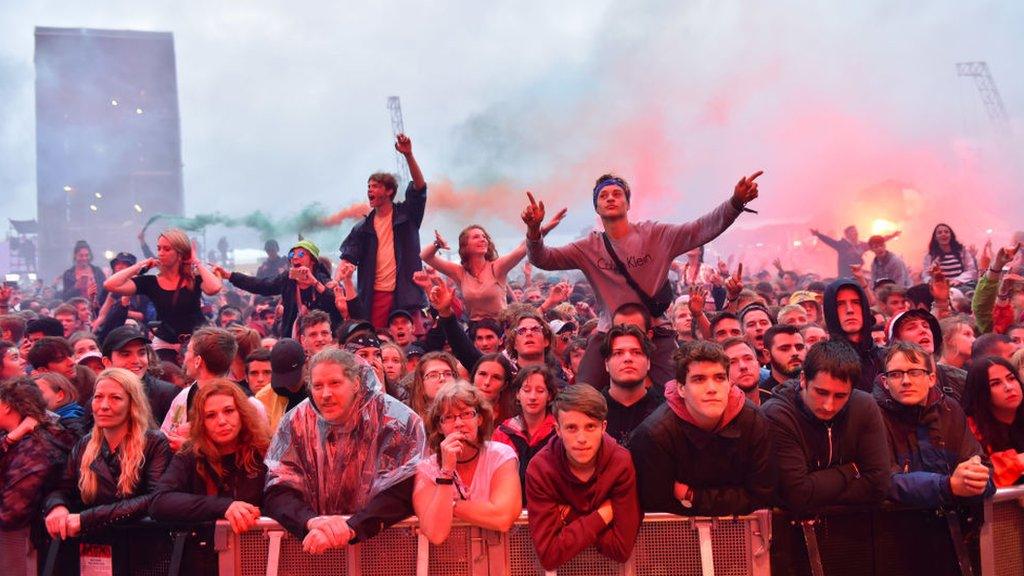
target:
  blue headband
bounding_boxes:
[592,177,631,208]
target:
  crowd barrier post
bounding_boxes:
[979,485,1024,576]
[799,519,825,576]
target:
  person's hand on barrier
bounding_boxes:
[596,500,614,525]
[45,506,70,540]
[950,455,990,497]
[307,515,352,548]
[225,501,261,534]
[302,527,332,554]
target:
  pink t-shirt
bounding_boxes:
[417,441,517,502]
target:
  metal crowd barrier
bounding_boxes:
[31,487,1024,575]
[979,485,1024,576]
[215,510,772,576]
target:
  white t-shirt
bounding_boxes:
[417,441,517,502]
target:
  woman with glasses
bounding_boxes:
[211,240,351,338]
[104,229,223,361]
[963,357,1024,486]
[413,381,521,544]
[493,366,558,499]
[407,351,462,418]
[471,354,516,424]
[421,212,565,322]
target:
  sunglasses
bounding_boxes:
[288,249,309,259]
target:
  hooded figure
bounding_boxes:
[263,353,426,541]
[822,279,884,393]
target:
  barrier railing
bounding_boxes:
[979,485,1024,576]
[34,487,1024,575]
[216,510,772,576]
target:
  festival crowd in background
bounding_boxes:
[1,133,1024,574]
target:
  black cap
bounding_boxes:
[102,326,152,357]
[109,252,137,269]
[338,319,376,346]
[404,342,426,358]
[345,334,382,353]
[387,309,414,324]
[271,338,305,392]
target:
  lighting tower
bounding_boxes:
[955,61,1012,137]
[387,96,411,186]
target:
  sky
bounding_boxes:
[1,0,1021,273]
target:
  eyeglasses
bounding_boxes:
[440,408,478,426]
[423,369,456,383]
[288,249,309,259]
[883,369,931,382]
[515,325,543,337]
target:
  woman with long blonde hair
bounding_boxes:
[151,380,270,537]
[43,367,171,541]
[104,228,223,361]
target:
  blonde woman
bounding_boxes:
[43,368,171,541]
[104,229,222,361]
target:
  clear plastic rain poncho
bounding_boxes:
[264,360,426,515]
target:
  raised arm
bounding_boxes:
[395,134,425,191]
[103,258,157,296]
[420,231,463,280]
[195,261,223,296]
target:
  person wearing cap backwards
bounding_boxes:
[886,308,967,402]
[257,239,288,279]
[100,325,179,424]
[213,239,351,339]
[339,133,428,331]
[522,171,761,389]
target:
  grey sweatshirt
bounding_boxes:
[528,200,742,331]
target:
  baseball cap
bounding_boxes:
[270,338,305,392]
[102,326,152,357]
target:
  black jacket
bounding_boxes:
[761,381,890,514]
[143,373,180,425]
[150,449,266,523]
[44,429,171,534]
[822,279,884,393]
[229,261,345,337]
[630,401,775,516]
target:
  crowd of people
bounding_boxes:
[1,133,1023,574]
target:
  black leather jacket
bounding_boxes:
[44,429,171,534]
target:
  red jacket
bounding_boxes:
[525,433,640,571]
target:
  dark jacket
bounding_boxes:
[0,424,75,530]
[630,383,775,516]
[873,384,996,508]
[150,449,267,523]
[822,279,884,393]
[525,433,640,571]
[339,182,428,315]
[143,373,180,425]
[762,381,890,514]
[44,429,172,534]
[493,414,557,499]
[54,402,90,440]
[229,260,343,337]
[61,264,106,301]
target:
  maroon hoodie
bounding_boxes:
[525,433,640,571]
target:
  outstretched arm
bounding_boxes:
[420,231,463,280]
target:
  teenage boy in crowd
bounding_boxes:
[762,341,890,514]
[526,384,640,571]
[630,342,774,516]
[522,171,761,389]
[601,325,663,448]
